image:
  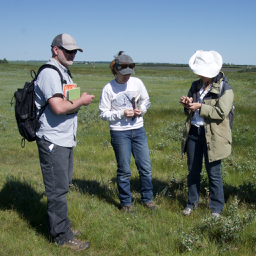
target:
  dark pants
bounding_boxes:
[36,137,74,244]
[186,125,224,214]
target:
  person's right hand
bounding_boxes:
[80,92,95,106]
[124,109,135,118]
[180,96,193,107]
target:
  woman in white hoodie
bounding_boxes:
[99,51,156,213]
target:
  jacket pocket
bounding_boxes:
[213,129,232,145]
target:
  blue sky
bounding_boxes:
[1,0,256,64]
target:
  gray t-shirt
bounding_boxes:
[35,58,77,147]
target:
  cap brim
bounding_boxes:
[119,68,135,75]
[63,45,83,52]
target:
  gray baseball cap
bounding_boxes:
[51,33,83,52]
[115,54,135,75]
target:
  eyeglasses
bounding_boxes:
[58,46,77,55]
[116,63,135,70]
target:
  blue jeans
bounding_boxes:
[36,137,74,244]
[186,126,224,214]
[110,127,153,206]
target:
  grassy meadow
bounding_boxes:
[0,62,256,255]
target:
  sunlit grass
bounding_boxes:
[0,63,256,255]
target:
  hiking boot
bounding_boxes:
[144,202,157,210]
[71,229,82,236]
[122,205,135,214]
[61,238,90,251]
[182,207,193,216]
[211,212,221,218]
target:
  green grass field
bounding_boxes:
[0,62,256,255]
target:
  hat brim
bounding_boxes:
[118,68,135,75]
[190,65,220,78]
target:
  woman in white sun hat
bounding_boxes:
[180,50,234,217]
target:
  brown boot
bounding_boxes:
[122,205,135,214]
[61,238,90,251]
[144,202,157,210]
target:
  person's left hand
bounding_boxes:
[133,108,142,117]
[187,102,202,112]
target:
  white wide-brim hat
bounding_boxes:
[189,50,223,78]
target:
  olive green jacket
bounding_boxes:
[181,72,234,162]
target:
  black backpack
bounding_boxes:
[11,64,67,147]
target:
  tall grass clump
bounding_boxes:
[179,197,256,253]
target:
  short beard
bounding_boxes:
[57,55,73,67]
[66,60,73,66]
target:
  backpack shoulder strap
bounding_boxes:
[36,64,67,84]
[34,64,67,119]
[217,81,224,98]
[217,79,234,130]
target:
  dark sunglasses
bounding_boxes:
[58,46,77,55]
[116,63,135,70]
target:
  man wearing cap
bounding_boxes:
[35,33,94,251]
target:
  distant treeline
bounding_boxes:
[4,60,256,72]
[72,61,255,69]
[136,63,255,68]
[238,67,256,73]
[0,58,8,64]
[136,63,189,67]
